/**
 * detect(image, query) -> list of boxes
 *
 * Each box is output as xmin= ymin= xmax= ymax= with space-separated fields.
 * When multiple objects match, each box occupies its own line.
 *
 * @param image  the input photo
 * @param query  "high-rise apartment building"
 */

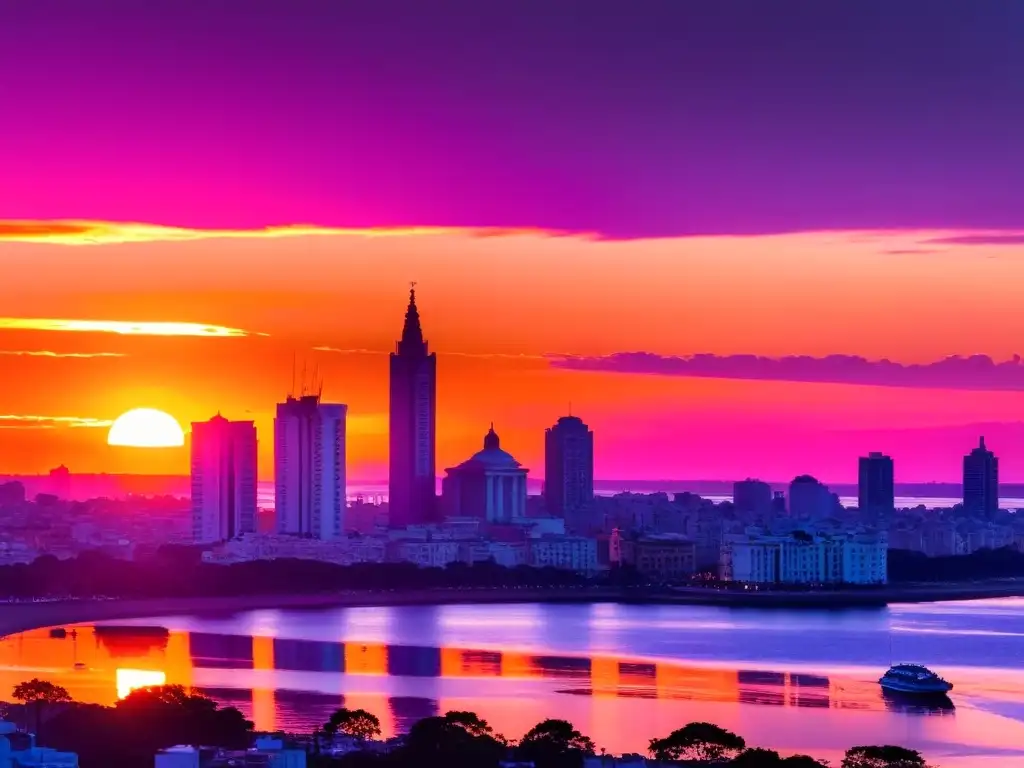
xmin=963 ymin=436 xmax=999 ymax=519
xmin=543 ymin=415 xmax=594 ymax=517
xmin=788 ymin=475 xmax=836 ymax=519
xmin=858 ymin=452 xmax=895 ymax=513
xmin=733 ymin=479 xmax=772 ymax=518
xmin=389 ymin=287 xmax=437 ymax=527
xmin=190 ymin=415 xmax=258 ymax=543
xmin=274 ymin=395 xmax=347 ymax=539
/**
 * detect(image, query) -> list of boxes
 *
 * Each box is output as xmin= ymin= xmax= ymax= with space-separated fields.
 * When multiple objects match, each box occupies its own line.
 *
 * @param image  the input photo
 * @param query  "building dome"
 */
xmin=466 ymin=425 xmax=522 ymax=468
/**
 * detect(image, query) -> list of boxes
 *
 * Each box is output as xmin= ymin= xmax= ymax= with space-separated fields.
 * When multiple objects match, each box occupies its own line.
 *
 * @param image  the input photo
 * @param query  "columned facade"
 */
xmin=441 ymin=426 xmax=528 ymax=523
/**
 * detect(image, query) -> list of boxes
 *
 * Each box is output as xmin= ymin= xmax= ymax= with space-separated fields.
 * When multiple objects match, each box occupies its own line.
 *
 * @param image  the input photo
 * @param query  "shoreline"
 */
xmin=2 ymin=580 xmax=1024 ymax=637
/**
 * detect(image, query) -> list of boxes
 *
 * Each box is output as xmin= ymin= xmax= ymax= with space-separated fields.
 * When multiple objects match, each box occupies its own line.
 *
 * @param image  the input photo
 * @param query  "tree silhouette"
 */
xmin=843 ymin=745 xmax=930 ymax=768
xmin=518 ymin=718 xmax=596 ymax=768
xmin=402 ymin=713 xmax=505 ymax=768
xmin=323 ymin=707 xmax=382 ymax=739
xmin=783 ymin=756 xmax=828 ymax=767
xmin=443 ymin=710 xmax=495 ymax=739
xmin=12 ymin=678 xmax=71 ymax=742
xmin=734 ymin=747 xmax=784 ymax=766
xmin=649 ymin=722 xmax=746 ymax=762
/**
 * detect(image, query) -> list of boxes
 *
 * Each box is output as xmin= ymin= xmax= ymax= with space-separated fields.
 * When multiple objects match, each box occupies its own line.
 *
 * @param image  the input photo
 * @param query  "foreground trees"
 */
xmin=323 ymin=707 xmax=382 ymax=740
xmin=43 ymin=683 xmax=252 ymax=768
xmin=11 ymin=679 xmax=71 ymax=741
xmin=842 ymin=745 xmax=930 ymax=768
xmin=649 ymin=722 xmax=746 ymax=762
xmin=6 ymin=681 xmax=935 ymax=768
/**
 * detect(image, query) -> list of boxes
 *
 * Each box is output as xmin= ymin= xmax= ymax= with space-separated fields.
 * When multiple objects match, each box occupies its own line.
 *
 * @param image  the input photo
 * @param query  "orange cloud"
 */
xmin=0 ymin=318 xmax=258 ymax=338
xmin=0 ymin=219 xmax=566 ymax=246
xmin=0 ymin=414 xmax=112 ymax=429
xmin=0 ymin=350 xmax=126 ymax=358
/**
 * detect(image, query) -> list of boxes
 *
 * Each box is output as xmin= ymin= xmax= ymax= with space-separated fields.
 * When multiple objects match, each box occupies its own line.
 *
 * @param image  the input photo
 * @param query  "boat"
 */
xmin=879 ymin=664 xmax=953 ymax=695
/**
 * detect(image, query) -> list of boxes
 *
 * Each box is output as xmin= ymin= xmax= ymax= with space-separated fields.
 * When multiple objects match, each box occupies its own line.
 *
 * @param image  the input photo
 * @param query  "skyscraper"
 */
xmin=389 ymin=287 xmax=437 ymax=527
xmin=274 ymin=395 xmax=347 ymax=539
xmin=191 ymin=414 xmax=258 ymax=543
xmin=858 ymin=452 xmax=895 ymax=513
xmin=963 ymin=436 xmax=999 ymax=519
xmin=543 ymin=415 xmax=594 ymax=517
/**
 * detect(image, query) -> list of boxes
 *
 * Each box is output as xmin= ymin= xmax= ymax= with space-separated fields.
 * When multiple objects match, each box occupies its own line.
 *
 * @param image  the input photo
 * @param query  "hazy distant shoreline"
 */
xmin=3 ymin=581 xmax=1024 ymax=638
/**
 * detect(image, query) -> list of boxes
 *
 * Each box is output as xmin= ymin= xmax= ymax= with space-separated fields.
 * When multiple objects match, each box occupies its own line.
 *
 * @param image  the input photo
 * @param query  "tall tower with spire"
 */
xmin=389 ymin=285 xmax=437 ymax=527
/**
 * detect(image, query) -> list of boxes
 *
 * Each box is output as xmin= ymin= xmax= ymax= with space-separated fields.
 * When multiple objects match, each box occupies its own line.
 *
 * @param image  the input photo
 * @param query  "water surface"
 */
xmin=3 ymin=600 xmax=1024 ymax=765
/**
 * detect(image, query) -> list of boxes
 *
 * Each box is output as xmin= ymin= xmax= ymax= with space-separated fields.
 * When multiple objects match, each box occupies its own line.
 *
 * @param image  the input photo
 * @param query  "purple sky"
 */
xmin=3 ymin=0 xmax=1024 ymax=237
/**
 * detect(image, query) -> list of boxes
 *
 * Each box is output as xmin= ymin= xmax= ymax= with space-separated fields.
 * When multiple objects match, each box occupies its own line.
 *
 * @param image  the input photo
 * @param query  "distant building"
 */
xmin=441 ymin=426 xmax=528 ymax=522
xmin=529 ymin=535 xmax=600 ymax=573
xmin=274 ymin=395 xmax=346 ymax=539
xmin=190 ymin=415 xmax=257 ymax=544
xmin=0 ymin=481 xmax=26 ymax=507
xmin=963 ymin=436 xmax=999 ymax=519
xmin=543 ymin=415 xmax=594 ymax=517
xmin=612 ymin=530 xmax=697 ymax=581
xmin=389 ymin=287 xmax=437 ymax=527
xmin=788 ymin=475 xmax=836 ymax=519
xmin=733 ymin=479 xmax=772 ymax=517
xmin=721 ymin=530 xmax=887 ymax=585
xmin=858 ymin=452 xmax=895 ymax=514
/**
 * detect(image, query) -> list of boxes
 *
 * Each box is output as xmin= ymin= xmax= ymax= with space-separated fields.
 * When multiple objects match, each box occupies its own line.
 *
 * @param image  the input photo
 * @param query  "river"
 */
xmin=2 ymin=600 xmax=1023 ymax=765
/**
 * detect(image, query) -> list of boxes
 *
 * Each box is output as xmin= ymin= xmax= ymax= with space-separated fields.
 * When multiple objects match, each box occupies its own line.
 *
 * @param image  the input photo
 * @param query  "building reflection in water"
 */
xmin=0 ymin=623 xmax=955 ymax=735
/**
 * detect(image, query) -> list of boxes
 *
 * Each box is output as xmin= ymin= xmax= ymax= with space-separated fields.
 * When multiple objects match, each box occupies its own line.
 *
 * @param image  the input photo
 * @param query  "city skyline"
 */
xmin=4 ymin=3 xmax=1024 ymax=482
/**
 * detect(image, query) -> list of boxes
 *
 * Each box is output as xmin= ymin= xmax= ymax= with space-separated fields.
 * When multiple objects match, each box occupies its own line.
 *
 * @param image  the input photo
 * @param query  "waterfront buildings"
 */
xmin=440 ymin=426 xmax=528 ymax=522
xmin=190 ymin=415 xmax=257 ymax=544
xmin=610 ymin=530 xmax=698 ymax=581
xmin=389 ymin=287 xmax=437 ymax=527
xmin=858 ymin=452 xmax=895 ymax=514
xmin=788 ymin=475 xmax=837 ymax=519
xmin=274 ymin=395 xmax=347 ymax=539
xmin=720 ymin=530 xmax=887 ymax=585
xmin=733 ymin=479 xmax=772 ymax=518
xmin=963 ymin=436 xmax=999 ymax=519
xmin=543 ymin=415 xmax=594 ymax=517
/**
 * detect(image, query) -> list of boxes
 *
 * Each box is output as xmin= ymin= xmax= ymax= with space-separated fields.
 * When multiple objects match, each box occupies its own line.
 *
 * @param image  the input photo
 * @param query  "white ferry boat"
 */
xmin=879 ymin=664 xmax=953 ymax=695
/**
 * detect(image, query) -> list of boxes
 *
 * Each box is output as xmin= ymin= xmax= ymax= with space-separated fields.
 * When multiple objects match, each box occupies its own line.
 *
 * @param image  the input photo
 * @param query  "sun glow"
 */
xmin=107 ymin=408 xmax=185 ymax=448
xmin=115 ymin=668 xmax=167 ymax=699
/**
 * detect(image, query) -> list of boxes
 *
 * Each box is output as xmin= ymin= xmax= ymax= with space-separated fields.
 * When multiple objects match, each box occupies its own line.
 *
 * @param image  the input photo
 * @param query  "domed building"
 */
xmin=441 ymin=425 xmax=528 ymax=522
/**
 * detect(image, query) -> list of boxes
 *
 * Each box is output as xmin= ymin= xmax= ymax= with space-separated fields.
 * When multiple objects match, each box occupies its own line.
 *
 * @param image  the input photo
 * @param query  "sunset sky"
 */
xmin=2 ymin=1 xmax=1024 ymax=483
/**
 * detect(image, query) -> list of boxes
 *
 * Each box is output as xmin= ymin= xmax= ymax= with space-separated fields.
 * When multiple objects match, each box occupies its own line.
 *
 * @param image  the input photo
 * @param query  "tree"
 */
xmin=649 ymin=722 xmax=746 ymax=762
xmin=444 ymin=710 xmax=495 ymax=739
xmin=323 ymin=707 xmax=382 ymax=740
xmin=12 ymin=678 xmax=72 ymax=741
xmin=782 ymin=756 xmax=828 ymax=767
xmin=518 ymin=719 xmax=596 ymax=768
xmin=402 ymin=714 xmax=505 ymax=768
xmin=734 ymin=748 xmax=783 ymax=766
xmin=842 ymin=745 xmax=930 ymax=768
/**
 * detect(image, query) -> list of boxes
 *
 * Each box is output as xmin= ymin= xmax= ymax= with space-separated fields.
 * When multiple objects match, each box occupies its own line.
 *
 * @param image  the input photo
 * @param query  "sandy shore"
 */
xmin=2 ymin=581 xmax=1023 ymax=637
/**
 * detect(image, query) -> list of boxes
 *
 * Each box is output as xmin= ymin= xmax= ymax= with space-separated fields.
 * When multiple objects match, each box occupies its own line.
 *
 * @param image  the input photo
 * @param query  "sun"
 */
xmin=107 ymin=408 xmax=185 ymax=448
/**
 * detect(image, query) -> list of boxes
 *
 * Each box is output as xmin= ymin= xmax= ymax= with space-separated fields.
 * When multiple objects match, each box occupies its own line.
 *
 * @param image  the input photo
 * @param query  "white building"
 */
xmin=440 ymin=426 xmax=528 ymax=522
xmin=274 ymin=395 xmax=347 ymax=540
xmin=529 ymin=536 xmax=600 ymax=573
xmin=721 ymin=530 xmax=887 ymax=585
xmin=190 ymin=415 xmax=258 ymax=544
